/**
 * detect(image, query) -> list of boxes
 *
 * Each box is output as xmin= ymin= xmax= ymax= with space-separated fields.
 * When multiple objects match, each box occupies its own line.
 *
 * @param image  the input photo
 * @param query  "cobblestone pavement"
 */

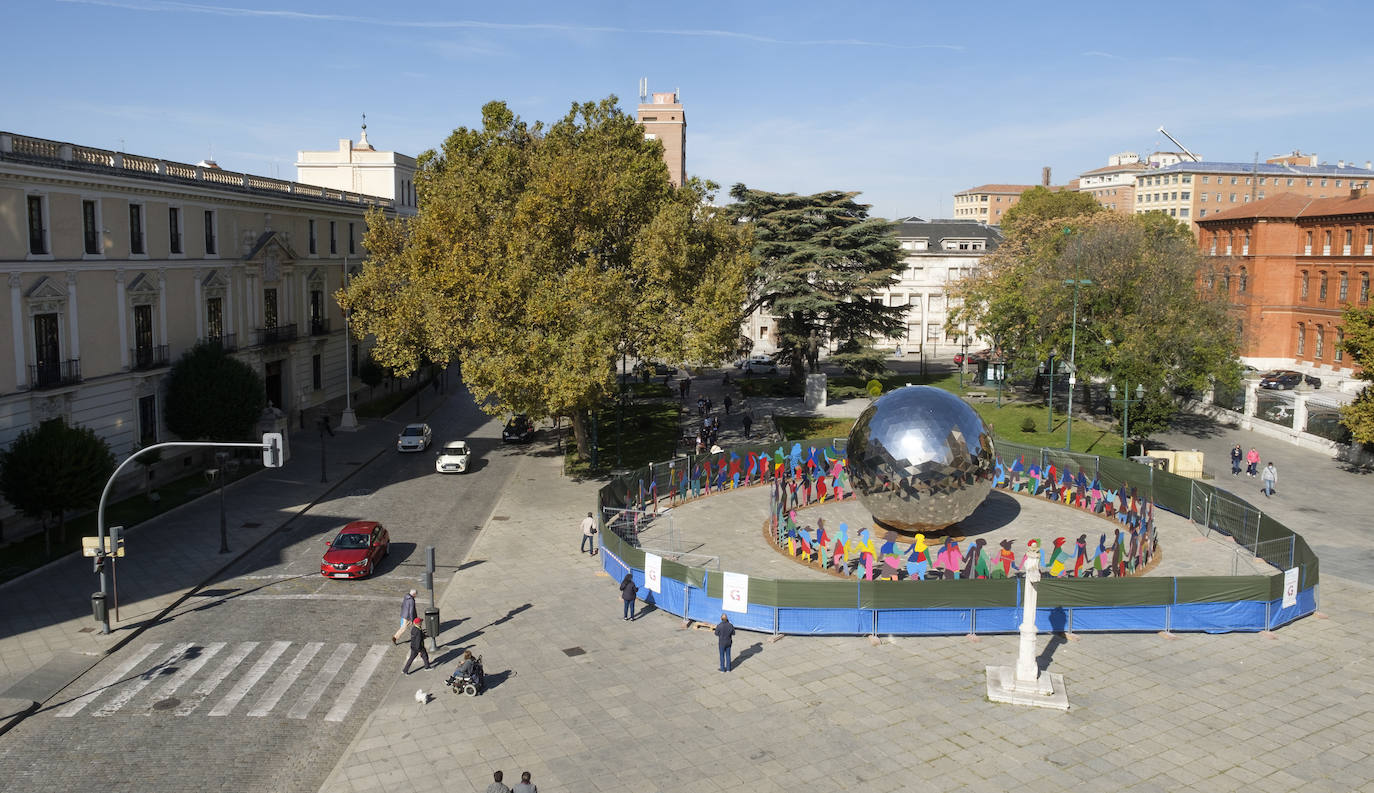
xmin=317 ymin=369 xmax=1374 ymax=793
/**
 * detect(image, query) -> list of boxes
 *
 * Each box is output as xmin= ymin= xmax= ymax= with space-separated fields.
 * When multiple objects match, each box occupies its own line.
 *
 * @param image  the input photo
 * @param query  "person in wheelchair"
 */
xmin=445 ymin=650 xmax=485 ymax=695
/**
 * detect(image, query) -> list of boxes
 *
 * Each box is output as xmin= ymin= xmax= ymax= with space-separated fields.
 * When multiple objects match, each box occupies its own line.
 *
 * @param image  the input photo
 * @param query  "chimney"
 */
xmin=1041 ymin=166 xmax=1051 ymax=186
xmin=1366 ymin=161 xmax=1371 ymax=169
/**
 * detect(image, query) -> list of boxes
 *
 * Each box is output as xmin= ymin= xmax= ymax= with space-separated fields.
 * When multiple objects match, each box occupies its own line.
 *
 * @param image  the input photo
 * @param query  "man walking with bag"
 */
xmin=392 ymin=589 xmax=418 ymax=645
xmin=580 ymin=512 xmax=598 ymax=555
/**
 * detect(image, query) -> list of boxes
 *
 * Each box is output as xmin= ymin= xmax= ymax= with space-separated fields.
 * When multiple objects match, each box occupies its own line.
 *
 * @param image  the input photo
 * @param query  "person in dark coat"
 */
xmin=401 ymin=617 xmax=431 ymax=674
xmin=619 ymin=573 xmax=638 ymax=621
xmin=741 ymin=411 xmax=753 ymax=438
xmin=714 ymin=613 xmax=735 ymax=672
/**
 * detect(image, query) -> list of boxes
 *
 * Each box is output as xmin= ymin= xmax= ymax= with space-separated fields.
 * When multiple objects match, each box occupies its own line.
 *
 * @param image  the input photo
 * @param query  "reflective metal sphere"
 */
xmin=846 ymin=385 xmax=997 ymax=532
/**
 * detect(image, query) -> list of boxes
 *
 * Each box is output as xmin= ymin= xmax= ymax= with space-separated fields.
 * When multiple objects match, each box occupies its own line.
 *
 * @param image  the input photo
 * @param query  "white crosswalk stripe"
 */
xmin=54 ymin=640 xmax=391 ymax=721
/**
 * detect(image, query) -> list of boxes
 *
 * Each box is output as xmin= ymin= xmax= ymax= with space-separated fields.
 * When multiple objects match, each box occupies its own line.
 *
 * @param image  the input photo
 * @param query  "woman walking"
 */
xmin=1246 ymin=447 xmax=1260 ymax=478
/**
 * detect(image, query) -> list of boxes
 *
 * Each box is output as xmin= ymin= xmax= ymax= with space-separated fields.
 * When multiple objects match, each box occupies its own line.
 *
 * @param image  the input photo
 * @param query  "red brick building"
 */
xmin=1197 ymin=190 xmax=1373 ymax=384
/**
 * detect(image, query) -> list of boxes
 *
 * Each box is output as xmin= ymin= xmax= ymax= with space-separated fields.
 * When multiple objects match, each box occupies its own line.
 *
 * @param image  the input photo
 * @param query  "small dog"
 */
xmin=414 ymin=689 xmax=430 ymax=705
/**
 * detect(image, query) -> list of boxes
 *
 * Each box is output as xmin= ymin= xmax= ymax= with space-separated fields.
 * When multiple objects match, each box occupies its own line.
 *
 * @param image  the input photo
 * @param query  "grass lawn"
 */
xmin=773 ymin=416 xmax=855 ymax=442
xmin=564 ymin=400 xmax=682 ymax=477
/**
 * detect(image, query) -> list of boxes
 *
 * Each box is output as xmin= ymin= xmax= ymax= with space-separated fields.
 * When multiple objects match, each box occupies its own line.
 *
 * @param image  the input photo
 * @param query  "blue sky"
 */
xmin=9 ymin=0 xmax=1374 ymax=219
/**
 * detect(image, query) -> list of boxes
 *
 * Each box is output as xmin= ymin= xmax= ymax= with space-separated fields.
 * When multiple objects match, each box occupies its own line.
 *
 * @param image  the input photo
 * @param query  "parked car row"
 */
xmin=1258 ymin=370 xmax=1322 ymax=390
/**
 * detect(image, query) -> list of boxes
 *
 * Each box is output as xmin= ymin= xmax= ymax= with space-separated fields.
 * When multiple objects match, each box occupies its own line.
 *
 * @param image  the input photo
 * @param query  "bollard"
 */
xmin=91 ymin=592 xmax=108 ymax=624
xmin=424 ymin=606 xmax=440 ymax=652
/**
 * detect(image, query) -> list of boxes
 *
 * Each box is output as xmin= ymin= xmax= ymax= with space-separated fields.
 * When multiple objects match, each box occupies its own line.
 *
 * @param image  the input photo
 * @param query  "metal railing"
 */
xmin=254 ymin=324 xmax=297 ymax=346
xmin=310 ymin=318 xmax=331 ymax=336
xmin=201 ymin=333 xmax=237 ymax=352
xmin=130 ymin=344 xmax=170 ymax=370
xmin=29 ymin=359 xmax=81 ymax=389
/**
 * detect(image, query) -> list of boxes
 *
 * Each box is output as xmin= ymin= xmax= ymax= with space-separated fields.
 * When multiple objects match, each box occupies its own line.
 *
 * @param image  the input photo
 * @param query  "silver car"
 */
xmin=434 ymin=440 xmax=471 ymax=473
xmin=396 ymin=422 xmax=432 ymax=452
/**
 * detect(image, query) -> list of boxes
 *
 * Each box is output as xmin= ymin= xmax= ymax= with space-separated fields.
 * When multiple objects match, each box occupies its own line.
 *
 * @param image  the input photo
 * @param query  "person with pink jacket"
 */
xmin=1246 ymin=447 xmax=1261 ymax=477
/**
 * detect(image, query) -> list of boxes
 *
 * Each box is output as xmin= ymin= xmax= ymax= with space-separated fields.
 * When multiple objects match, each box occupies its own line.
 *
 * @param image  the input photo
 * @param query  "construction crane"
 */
xmin=1156 ymin=126 xmax=1201 ymax=162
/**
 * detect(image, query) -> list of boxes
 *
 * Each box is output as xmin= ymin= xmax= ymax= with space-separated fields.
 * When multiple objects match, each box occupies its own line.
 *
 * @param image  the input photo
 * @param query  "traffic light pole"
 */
xmin=93 ymin=437 xmax=279 ymax=634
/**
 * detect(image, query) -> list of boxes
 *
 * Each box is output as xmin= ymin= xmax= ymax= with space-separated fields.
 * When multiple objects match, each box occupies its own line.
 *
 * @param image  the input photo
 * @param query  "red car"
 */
xmin=320 ymin=521 xmax=390 ymax=579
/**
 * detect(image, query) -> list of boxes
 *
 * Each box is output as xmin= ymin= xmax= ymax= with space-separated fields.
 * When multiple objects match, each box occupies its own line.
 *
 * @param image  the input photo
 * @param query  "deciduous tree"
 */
xmin=164 ymin=342 xmax=266 ymax=440
xmin=0 ymin=419 xmax=115 ymax=557
xmin=1337 ymin=304 xmax=1374 ymax=445
xmin=342 ymin=98 xmax=751 ymax=461
xmin=727 ymin=186 xmax=905 ymax=383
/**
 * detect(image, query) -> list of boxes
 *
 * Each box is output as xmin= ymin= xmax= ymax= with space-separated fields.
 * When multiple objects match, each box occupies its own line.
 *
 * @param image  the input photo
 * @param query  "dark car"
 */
xmin=502 ymin=414 xmax=535 ymax=443
xmin=1259 ymin=370 xmax=1321 ymax=390
xmin=320 ymin=521 xmax=390 ymax=579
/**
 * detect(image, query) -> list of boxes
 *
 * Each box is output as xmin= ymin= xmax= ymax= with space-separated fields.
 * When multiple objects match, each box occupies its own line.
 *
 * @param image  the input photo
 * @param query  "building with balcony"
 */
xmin=0 ymin=129 xmax=403 ymax=529
xmin=1196 ymin=189 xmax=1372 ymax=388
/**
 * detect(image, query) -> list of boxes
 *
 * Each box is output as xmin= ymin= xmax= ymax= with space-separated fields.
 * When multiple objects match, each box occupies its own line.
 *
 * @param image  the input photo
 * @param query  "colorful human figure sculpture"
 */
xmin=995 ymin=539 xmax=1019 ymax=578
xmin=908 ymin=534 xmax=930 ymax=580
xmin=1072 ymin=534 xmax=1088 ymax=577
xmin=1047 ymin=537 xmax=1067 ymax=578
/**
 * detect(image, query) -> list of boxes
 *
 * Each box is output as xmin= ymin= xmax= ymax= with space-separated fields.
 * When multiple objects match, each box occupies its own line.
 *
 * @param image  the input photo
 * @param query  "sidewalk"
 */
xmin=0 ymin=386 xmax=445 ymax=730
xmin=321 ymin=396 xmax=1374 ymax=793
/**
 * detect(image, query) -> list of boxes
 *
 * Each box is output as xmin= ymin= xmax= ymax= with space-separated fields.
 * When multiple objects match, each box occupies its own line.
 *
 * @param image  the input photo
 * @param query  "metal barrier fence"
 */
xmin=595 ymin=438 xmax=1319 ymax=635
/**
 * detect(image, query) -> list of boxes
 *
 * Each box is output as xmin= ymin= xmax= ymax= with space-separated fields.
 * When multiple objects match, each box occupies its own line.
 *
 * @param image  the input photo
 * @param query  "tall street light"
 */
xmin=1063 ymin=276 xmax=1092 ymax=450
xmin=340 ymin=261 xmax=358 ymax=430
xmin=1110 ymin=383 xmax=1145 ymax=458
xmin=1039 ymin=353 xmax=1058 ymax=433
xmin=207 ymin=451 xmax=230 ymax=553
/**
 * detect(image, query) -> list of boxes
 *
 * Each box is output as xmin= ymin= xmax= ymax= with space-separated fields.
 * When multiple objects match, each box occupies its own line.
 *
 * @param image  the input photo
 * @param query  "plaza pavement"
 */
xmin=319 ymin=371 xmax=1374 ymax=793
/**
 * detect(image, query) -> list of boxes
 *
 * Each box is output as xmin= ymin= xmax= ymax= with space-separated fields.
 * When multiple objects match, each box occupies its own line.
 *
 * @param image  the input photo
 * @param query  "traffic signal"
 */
xmin=262 ymin=432 xmax=283 ymax=468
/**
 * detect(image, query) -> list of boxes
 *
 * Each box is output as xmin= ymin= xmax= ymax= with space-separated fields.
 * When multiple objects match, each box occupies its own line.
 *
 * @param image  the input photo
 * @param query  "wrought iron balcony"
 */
xmin=29 ymin=359 xmax=81 ymax=390
xmin=254 ymin=323 xmax=297 ymax=346
xmin=310 ymin=317 xmax=331 ymax=336
xmin=130 ymin=344 xmax=170 ymax=370
xmin=201 ymin=333 xmax=238 ymax=352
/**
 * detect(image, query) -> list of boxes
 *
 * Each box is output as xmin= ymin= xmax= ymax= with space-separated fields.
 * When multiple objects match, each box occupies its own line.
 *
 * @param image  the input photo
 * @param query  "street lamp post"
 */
xmin=1109 ymin=383 xmax=1145 ymax=458
xmin=340 ymin=261 xmax=357 ymax=430
xmin=1063 ymin=277 xmax=1091 ymax=450
xmin=1039 ymin=354 xmax=1057 ymax=433
xmin=207 ymin=451 xmax=230 ymax=554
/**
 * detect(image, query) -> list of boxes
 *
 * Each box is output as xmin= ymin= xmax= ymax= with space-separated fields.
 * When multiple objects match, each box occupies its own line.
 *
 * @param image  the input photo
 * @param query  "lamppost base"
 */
xmin=339 ymin=408 xmax=358 ymax=431
xmin=985 ymin=665 xmax=1069 ymax=710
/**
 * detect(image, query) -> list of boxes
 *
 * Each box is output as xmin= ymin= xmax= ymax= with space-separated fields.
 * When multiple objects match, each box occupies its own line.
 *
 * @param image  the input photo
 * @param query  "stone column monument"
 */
xmin=986 ymin=539 xmax=1069 ymax=709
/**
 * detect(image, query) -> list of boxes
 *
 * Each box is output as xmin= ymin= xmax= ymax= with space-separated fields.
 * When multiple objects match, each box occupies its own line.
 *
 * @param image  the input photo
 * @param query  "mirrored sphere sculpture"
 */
xmin=846 ymin=385 xmax=997 ymax=532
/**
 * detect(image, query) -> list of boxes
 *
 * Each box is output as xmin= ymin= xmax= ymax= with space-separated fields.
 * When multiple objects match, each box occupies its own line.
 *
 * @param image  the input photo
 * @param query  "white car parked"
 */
xmin=434 ymin=440 xmax=472 ymax=473
xmin=396 ymin=422 xmax=432 ymax=452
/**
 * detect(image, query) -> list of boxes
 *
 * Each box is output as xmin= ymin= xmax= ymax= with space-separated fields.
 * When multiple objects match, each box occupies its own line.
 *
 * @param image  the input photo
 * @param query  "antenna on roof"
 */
xmin=638 ymin=77 xmax=647 ymax=103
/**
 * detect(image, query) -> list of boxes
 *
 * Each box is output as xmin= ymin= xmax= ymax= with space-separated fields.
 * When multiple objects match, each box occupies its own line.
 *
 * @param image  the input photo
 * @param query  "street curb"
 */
xmin=0 ymin=697 xmax=37 ymax=738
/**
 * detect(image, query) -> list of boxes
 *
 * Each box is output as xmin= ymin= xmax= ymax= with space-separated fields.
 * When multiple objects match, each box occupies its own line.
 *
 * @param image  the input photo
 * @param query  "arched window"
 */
xmin=1301 ymin=271 xmax=1309 ymax=299
xmin=1205 ymin=269 xmax=1215 ymax=290
xmin=1226 ymin=233 xmax=1234 ymax=255
xmin=1297 ymin=323 xmax=1306 ymax=356
xmin=1336 ymin=328 xmax=1345 ymax=363
xmin=1209 ymin=234 xmax=1218 ymax=255
xmin=1362 ymin=272 xmax=1370 ymax=303
xmin=1243 ymin=231 xmax=1251 ymax=255
xmin=1316 ymin=326 xmax=1325 ymax=358
xmin=1238 ymin=266 xmax=1248 ymax=293
xmin=1221 ymin=268 xmax=1231 ymax=293
xmin=1340 ymin=272 xmax=1349 ymax=301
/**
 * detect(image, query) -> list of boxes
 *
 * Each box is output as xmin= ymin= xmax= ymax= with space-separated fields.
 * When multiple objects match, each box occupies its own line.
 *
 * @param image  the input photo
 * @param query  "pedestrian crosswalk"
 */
xmin=54 ymin=641 xmax=390 ymax=720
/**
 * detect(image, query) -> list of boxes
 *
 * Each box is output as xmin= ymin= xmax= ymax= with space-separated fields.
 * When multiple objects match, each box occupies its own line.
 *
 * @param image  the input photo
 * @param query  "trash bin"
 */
xmin=91 ymin=592 xmax=107 ymax=623
xmin=423 ymin=606 xmax=440 ymax=649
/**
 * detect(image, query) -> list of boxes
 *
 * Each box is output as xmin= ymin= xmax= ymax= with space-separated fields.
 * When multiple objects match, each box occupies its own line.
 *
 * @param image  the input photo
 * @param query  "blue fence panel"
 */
xmin=601 ymin=550 xmax=629 ymax=582
xmin=777 ymin=608 xmax=867 ymax=635
xmin=642 ymin=577 xmax=688 ymax=616
xmin=1268 ymin=588 xmax=1318 ymax=629
xmin=973 ymin=608 xmax=1022 ymax=633
xmin=876 ymin=608 xmax=972 ymax=635
xmin=1170 ymin=601 xmax=1267 ymax=632
xmin=1066 ymin=605 xmax=1167 ymax=632
xmin=685 ymin=587 xmax=717 ymax=623
xmin=683 ymin=596 xmax=773 ymax=632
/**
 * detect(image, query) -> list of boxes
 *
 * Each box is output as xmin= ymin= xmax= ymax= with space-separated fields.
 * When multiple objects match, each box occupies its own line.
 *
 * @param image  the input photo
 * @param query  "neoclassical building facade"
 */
xmin=0 ymin=129 xmax=409 ymax=529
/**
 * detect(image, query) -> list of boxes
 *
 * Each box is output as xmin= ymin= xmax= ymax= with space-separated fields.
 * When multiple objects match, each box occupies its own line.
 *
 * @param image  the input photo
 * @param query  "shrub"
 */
xmin=866 ymin=379 xmax=883 ymax=397
xmin=1020 ymin=417 xmax=1037 ymax=433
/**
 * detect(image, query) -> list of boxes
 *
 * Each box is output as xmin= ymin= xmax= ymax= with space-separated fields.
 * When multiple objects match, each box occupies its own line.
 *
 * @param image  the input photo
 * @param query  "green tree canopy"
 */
xmin=1337 ymin=304 xmax=1374 ymax=445
xmin=727 ymin=186 xmax=904 ymax=381
xmin=341 ymin=98 xmax=751 ymax=460
xmin=950 ymin=210 xmax=1239 ymax=439
xmin=164 ymin=342 xmax=266 ymax=440
xmin=999 ymin=186 xmax=1104 ymax=237
xmin=0 ymin=418 xmax=115 ymax=556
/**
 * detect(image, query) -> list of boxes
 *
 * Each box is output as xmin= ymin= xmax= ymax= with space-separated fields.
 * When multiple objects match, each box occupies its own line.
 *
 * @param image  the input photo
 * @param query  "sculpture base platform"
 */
xmin=338 ymin=409 xmax=359 ymax=431
xmin=984 ymin=666 xmax=1069 ymax=711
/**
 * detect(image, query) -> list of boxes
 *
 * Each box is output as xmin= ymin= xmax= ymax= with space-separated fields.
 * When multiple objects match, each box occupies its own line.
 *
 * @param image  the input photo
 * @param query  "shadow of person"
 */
xmin=482 ymin=669 xmax=514 ymax=691
xmin=733 ymin=642 xmax=764 ymax=669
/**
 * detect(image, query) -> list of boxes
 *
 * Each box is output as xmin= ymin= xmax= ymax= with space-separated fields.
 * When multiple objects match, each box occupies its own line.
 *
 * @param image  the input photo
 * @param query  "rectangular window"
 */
xmin=1181 ymin=191 xmax=1190 ymax=200
xmin=926 ymin=324 xmax=940 ymax=342
xmin=1288 ymin=179 xmax=1295 ymax=186
xmin=1230 ymin=194 xmax=1237 ymax=202
xmin=1336 ymin=330 xmax=1345 ymax=362
xmin=263 ymin=288 xmax=279 ymax=328
xmin=329 ymin=221 xmax=337 ymax=255
xmin=1367 ymin=229 xmax=1374 ymax=255
xmin=1302 ymin=272 xmax=1310 ymax=299
xmin=1231 ymin=177 xmax=1238 ymax=185
xmin=83 ymin=200 xmax=100 ymax=255
xmin=1345 ymin=229 xmax=1353 ymax=255
xmin=33 ymin=312 xmax=60 ymax=386
xmin=1203 ymin=176 xmax=1210 ymax=184
xmin=138 ymin=394 xmax=157 ymax=447
xmin=27 ymin=195 xmax=47 ymax=254
xmin=348 ymin=222 xmax=356 ymax=255
xmin=1306 ymin=232 xmax=1313 ymax=255
xmin=1258 ymin=191 xmax=1265 ymax=200
xmin=1316 ymin=327 xmax=1324 ymax=358
xmin=1200 ymin=193 xmax=1207 ymax=202
xmin=308 ymin=220 xmax=317 ymax=255
xmin=312 ymin=353 xmax=322 ymax=390
xmin=133 ymin=304 xmax=154 ymax=367
xmin=204 ymin=210 xmax=217 ymax=254
xmin=1297 ymin=324 xmax=1306 ymax=355
xmin=1324 ymin=230 xmax=1332 ymax=255
xmin=206 ymin=296 xmax=223 ymax=340
xmin=129 ymin=203 xmax=145 ymax=255
xmin=1363 ymin=273 xmax=1370 ymax=302
xmin=169 ymin=207 xmax=182 ymax=254
xmin=1180 ymin=207 xmax=1190 ymax=218
xmin=1340 ymin=272 xmax=1349 ymax=301
xmin=1199 ymin=209 xmax=1207 ymax=217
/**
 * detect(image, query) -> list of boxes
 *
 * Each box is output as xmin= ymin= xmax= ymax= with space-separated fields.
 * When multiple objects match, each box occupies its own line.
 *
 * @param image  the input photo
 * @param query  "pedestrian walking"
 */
xmin=683 ymin=376 xmax=691 ymax=396
xmin=723 ymin=395 xmax=733 ymax=415
xmin=1262 ymin=462 xmax=1277 ymax=497
xmin=1230 ymin=444 xmax=1242 ymax=476
xmin=620 ymin=573 xmax=638 ymax=621
xmin=1246 ymin=447 xmax=1260 ymax=477
xmin=714 ymin=613 xmax=735 ymax=672
xmin=392 ymin=589 xmax=418 ymax=645
xmin=486 ymin=771 xmax=512 ymax=793
xmin=580 ymin=511 xmax=598 ymax=555
xmin=401 ymin=617 xmax=431 ymax=673
xmin=512 ymin=771 xmax=538 ymax=793
xmin=742 ymin=411 xmax=753 ymax=438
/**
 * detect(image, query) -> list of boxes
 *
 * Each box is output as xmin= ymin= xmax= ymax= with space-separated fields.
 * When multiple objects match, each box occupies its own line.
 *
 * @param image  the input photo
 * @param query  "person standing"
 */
xmin=723 ymin=395 xmax=733 ymax=415
xmin=1246 ymin=447 xmax=1260 ymax=477
xmin=392 ymin=589 xmax=418 ymax=645
xmin=401 ymin=617 xmax=431 ymax=674
xmin=714 ymin=613 xmax=735 ymax=672
xmin=486 ymin=771 xmax=511 ymax=793
xmin=511 ymin=771 xmax=538 ymax=793
xmin=619 ymin=573 xmax=638 ymax=621
xmin=1230 ymin=444 xmax=1243 ymax=477
xmin=741 ymin=411 xmax=753 ymax=439
xmin=1262 ymin=462 xmax=1277 ymax=497
xmin=580 ymin=512 xmax=598 ymax=555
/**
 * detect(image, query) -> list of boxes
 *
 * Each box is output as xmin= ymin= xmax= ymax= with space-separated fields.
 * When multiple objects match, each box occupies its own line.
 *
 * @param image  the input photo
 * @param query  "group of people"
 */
xmin=390 ymin=589 xmax=486 ymax=687
xmin=1230 ymin=444 xmax=1279 ymax=497
xmin=486 ymin=770 xmax=538 ymax=793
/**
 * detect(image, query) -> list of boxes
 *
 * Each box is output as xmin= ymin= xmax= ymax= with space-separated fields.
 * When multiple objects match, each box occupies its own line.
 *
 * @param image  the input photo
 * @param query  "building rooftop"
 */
xmin=1147 ymin=160 xmax=1374 ymax=178
xmin=1198 ymin=190 xmax=1374 ymax=223
xmin=894 ymin=217 xmax=1003 ymax=248
xmin=955 ymin=183 xmax=1073 ymax=195
xmin=1 ymin=130 xmax=394 ymax=211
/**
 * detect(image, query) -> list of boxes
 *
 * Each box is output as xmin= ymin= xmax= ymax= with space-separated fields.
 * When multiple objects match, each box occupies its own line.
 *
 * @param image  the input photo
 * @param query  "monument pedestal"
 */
xmin=985 ymin=665 xmax=1068 ymax=710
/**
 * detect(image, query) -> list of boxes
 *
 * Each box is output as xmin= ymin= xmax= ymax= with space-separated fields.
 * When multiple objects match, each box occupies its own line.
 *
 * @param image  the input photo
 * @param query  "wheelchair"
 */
xmin=444 ymin=655 xmax=485 ymax=697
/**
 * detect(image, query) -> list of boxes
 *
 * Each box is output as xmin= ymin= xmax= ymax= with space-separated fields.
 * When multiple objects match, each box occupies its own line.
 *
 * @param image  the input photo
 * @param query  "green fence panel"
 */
xmin=747 ymin=577 xmax=780 ymax=607
xmin=1175 ymin=576 xmax=1270 ymax=603
xmin=863 ymin=578 xmax=1016 ymax=608
xmin=1036 ymin=577 xmax=1174 ymax=607
xmin=660 ymin=559 xmax=705 ymax=588
xmin=775 ymin=579 xmax=860 ymax=608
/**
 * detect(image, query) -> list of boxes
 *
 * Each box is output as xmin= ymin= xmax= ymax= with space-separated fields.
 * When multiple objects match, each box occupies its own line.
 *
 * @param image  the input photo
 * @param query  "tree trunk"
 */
xmin=570 ymin=410 xmax=590 ymax=462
